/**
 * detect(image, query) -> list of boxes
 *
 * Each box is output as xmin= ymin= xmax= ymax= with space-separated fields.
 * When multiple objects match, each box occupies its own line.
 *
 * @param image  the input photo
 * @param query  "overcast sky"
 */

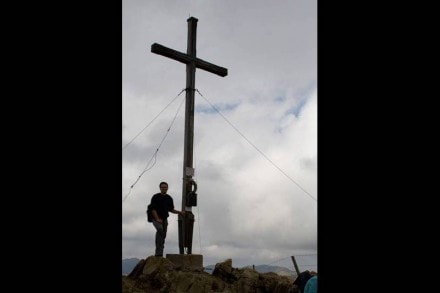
xmin=122 ymin=0 xmax=317 ymax=270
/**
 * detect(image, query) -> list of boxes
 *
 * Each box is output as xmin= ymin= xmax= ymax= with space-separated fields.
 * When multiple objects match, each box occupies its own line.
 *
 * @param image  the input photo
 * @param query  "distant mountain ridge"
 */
xmin=122 ymin=258 xmax=141 ymax=276
xmin=122 ymin=258 xmax=295 ymax=277
xmin=244 ymin=264 xmax=295 ymax=276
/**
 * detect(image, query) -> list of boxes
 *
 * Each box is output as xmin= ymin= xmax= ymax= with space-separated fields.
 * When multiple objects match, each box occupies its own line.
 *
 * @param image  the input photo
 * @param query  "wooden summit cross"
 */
xmin=151 ymin=17 xmax=228 ymax=254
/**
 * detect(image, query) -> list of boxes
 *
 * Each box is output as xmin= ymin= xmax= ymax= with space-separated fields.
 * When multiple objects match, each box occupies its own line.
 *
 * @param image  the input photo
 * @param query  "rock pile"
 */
xmin=122 ymin=256 xmax=297 ymax=293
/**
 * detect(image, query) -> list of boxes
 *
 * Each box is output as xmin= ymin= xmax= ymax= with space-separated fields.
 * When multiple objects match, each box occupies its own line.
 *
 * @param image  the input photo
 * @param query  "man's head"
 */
xmin=159 ymin=182 xmax=168 ymax=194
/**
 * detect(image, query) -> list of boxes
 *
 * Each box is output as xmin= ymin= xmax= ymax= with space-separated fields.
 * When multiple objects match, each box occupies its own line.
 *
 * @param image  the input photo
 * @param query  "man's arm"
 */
xmin=151 ymin=209 xmax=162 ymax=222
xmin=171 ymin=209 xmax=185 ymax=216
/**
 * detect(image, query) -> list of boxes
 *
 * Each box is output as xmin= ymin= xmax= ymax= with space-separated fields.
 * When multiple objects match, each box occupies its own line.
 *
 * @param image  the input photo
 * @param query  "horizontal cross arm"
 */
xmin=195 ymin=57 xmax=228 ymax=77
xmin=151 ymin=43 xmax=228 ymax=77
xmin=151 ymin=43 xmax=192 ymax=65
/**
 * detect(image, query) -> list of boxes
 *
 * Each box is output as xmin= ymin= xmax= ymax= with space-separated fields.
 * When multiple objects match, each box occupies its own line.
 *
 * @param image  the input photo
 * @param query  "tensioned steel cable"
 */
xmin=122 ymin=96 xmax=185 ymax=203
xmin=195 ymin=89 xmax=316 ymax=202
xmin=122 ymin=88 xmax=185 ymax=151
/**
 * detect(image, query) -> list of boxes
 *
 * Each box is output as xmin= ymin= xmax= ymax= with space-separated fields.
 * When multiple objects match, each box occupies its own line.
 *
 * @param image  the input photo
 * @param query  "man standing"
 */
xmin=149 ymin=181 xmax=185 ymax=257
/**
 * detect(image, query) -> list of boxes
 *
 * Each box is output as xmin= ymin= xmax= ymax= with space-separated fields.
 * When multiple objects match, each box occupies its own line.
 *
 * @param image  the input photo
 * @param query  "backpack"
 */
xmin=146 ymin=204 xmax=153 ymax=222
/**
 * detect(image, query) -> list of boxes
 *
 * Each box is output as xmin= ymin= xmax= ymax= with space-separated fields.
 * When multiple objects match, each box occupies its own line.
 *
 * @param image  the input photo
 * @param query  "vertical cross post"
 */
xmin=151 ymin=17 xmax=228 ymax=254
xmin=181 ymin=17 xmax=197 ymax=254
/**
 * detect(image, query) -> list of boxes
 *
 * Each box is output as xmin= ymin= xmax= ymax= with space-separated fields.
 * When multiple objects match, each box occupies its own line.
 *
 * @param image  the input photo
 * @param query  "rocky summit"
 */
xmin=122 ymin=256 xmax=298 ymax=293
